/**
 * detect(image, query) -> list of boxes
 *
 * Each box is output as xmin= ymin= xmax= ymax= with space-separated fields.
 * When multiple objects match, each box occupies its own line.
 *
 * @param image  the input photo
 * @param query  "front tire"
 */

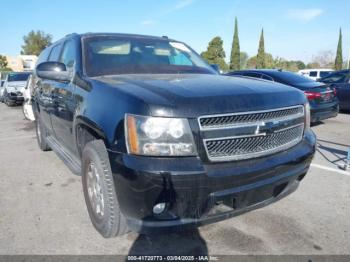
xmin=82 ymin=140 xmax=129 ymax=238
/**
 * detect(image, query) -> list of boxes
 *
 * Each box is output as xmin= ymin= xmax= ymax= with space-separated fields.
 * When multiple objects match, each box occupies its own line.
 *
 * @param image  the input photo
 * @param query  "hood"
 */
xmin=6 ymin=81 xmax=26 ymax=93
xmin=93 ymin=74 xmax=307 ymax=117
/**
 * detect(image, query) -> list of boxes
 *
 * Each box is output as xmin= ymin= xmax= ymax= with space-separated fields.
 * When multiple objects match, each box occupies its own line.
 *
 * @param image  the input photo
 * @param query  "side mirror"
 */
xmin=210 ymin=64 xmax=221 ymax=74
xmin=36 ymin=62 xmax=72 ymax=82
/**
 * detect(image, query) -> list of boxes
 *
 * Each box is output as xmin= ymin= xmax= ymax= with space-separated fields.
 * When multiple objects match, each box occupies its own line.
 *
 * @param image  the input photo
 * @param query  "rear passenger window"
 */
xmin=48 ymin=44 xmax=62 ymax=62
xmin=309 ymin=71 xmax=317 ymax=77
xmin=261 ymin=74 xmax=273 ymax=81
xmin=244 ymin=72 xmax=261 ymax=79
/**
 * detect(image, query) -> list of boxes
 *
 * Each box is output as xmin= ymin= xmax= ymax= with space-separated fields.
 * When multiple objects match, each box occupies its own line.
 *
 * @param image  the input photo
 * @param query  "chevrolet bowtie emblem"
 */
xmin=255 ymin=122 xmax=266 ymax=135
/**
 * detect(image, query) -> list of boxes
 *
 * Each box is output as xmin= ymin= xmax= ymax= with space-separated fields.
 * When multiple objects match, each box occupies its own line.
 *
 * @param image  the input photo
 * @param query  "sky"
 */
xmin=0 ymin=0 xmax=349 ymax=63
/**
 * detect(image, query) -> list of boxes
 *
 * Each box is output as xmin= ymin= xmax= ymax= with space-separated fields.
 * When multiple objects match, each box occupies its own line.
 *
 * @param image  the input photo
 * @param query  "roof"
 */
xmin=74 ymin=32 xmax=176 ymax=42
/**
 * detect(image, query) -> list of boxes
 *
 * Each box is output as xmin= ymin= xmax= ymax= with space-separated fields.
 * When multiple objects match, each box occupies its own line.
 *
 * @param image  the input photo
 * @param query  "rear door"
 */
xmin=50 ymin=38 xmax=78 ymax=155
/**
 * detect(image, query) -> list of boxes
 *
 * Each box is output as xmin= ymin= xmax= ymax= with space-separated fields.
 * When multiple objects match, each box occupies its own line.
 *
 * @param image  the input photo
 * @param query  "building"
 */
xmin=5 ymin=55 xmax=37 ymax=72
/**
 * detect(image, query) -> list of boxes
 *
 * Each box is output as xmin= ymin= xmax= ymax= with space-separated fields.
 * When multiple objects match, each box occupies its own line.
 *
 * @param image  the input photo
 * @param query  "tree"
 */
xmin=256 ymin=29 xmax=266 ymax=69
xmin=264 ymin=53 xmax=274 ymax=68
xmin=240 ymin=52 xmax=249 ymax=69
xmin=334 ymin=28 xmax=343 ymax=70
xmin=247 ymin=53 xmax=273 ymax=69
xmin=21 ymin=30 xmax=52 ymax=56
xmin=294 ymin=60 xmax=306 ymax=70
xmin=306 ymin=62 xmax=321 ymax=69
xmin=246 ymin=56 xmax=257 ymax=69
xmin=229 ymin=17 xmax=240 ymax=70
xmin=274 ymin=58 xmax=306 ymax=72
xmin=0 ymin=55 xmax=8 ymax=69
xmin=201 ymin=36 xmax=228 ymax=71
xmin=311 ymin=50 xmax=334 ymax=68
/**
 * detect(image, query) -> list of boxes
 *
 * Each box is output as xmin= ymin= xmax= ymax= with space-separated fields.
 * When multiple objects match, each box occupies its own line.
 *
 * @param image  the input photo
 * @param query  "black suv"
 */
xmin=33 ymin=33 xmax=316 ymax=238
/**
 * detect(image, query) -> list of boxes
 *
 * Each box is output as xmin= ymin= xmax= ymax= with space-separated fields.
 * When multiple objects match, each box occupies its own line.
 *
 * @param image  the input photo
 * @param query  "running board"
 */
xmin=46 ymin=136 xmax=81 ymax=175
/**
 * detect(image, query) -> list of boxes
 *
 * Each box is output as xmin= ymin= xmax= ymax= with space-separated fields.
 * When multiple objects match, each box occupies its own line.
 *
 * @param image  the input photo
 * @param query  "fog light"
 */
xmin=153 ymin=202 xmax=166 ymax=214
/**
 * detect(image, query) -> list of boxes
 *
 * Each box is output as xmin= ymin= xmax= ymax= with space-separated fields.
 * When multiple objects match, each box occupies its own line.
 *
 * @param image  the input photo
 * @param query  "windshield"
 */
xmin=8 ymin=73 xmax=31 ymax=82
xmin=83 ymin=36 xmax=216 ymax=77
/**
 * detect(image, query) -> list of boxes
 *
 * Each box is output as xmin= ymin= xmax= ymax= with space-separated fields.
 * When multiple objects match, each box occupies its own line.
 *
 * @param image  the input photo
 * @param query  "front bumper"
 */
xmin=108 ymin=130 xmax=316 ymax=234
xmin=310 ymin=102 xmax=338 ymax=122
xmin=7 ymin=93 xmax=24 ymax=103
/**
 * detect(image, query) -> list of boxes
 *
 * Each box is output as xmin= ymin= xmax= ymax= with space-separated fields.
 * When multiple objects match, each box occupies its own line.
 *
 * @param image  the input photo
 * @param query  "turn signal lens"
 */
xmin=126 ymin=115 xmax=139 ymax=154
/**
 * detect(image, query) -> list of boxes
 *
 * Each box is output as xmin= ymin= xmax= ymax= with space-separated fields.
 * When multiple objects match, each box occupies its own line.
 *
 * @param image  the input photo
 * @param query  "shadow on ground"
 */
xmin=317 ymin=139 xmax=349 ymax=167
xmin=127 ymin=229 xmax=208 ymax=257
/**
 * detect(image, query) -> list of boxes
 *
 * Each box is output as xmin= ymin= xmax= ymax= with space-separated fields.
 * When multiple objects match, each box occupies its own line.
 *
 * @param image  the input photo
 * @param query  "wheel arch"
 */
xmin=75 ymin=116 xmax=109 ymax=157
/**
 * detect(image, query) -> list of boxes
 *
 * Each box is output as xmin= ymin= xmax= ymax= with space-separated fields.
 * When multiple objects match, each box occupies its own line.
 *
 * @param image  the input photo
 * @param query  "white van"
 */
xmin=298 ymin=69 xmax=333 ymax=81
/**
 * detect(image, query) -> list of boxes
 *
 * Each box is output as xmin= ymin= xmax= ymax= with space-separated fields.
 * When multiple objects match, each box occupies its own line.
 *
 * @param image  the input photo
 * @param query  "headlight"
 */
xmin=125 ymin=114 xmax=197 ymax=156
xmin=304 ymin=102 xmax=311 ymax=131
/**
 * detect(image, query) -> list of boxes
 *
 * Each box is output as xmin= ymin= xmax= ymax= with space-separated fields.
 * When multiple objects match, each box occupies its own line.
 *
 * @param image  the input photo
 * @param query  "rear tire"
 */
xmin=35 ymin=117 xmax=51 ymax=151
xmin=82 ymin=140 xmax=129 ymax=238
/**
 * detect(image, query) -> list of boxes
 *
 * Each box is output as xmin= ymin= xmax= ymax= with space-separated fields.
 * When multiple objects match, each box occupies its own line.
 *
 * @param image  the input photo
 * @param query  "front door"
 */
xmin=50 ymin=38 xmax=78 ymax=155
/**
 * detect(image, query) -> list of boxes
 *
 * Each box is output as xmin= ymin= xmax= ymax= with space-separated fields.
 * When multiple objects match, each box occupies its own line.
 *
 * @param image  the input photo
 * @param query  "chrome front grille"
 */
xmin=199 ymin=105 xmax=305 ymax=162
xmin=204 ymin=124 xmax=304 ymax=161
xmin=199 ymin=106 xmax=304 ymax=130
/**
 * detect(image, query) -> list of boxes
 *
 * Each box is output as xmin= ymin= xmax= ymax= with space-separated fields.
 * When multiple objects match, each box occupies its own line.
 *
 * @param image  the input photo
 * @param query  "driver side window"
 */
xmin=60 ymin=39 xmax=76 ymax=69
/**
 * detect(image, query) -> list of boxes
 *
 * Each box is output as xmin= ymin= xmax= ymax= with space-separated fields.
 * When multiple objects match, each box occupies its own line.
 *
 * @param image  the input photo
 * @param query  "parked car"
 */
xmin=33 ymin=33 xmax=315 ymax=238
xmin=22 ymin=74 xmax=36 ymax=121
xmin=226 ymin=69 xmax=339 ymax=123
xmin=298 ymin=69 xmax=333 ymax=81
xmin=318 ymin=70 xmax=350 ymax=111
xmin=3 ymin=72 xmax=31 ymax=106
xmin=0 ymin=80 xmax=5 ymax=102
xmin=0 ymin=71 xmax=10 ymax=102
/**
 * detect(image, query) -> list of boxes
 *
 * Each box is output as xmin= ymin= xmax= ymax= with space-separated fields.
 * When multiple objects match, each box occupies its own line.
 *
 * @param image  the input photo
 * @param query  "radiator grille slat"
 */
xmin=199 ymin=106 xmax=304 ymax=129
xmin=205 ymin=125 xmax=304 ymax=161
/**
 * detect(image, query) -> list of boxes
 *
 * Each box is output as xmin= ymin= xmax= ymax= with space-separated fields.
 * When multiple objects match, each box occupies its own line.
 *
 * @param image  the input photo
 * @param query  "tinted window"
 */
xmin=268 ymin=71 xmax=314 ymax=85
xmin=83 ymin=36 xmax=216 ymax=76
xmin=60 ymin=39 xmax=76 ymax=68
xmin=36 ymin=47 xmax=51 ymax=65
xmin=227 ymin=72 xmax=244 ymax=76
xmin=321 ymin=72 xmax=348 ymax=83
xmin=309 ymin=71 xmax=317 ymax=77
xmin=243 ymin=72 xmax=261 ymax=79
xmin=261 ymin=74 xmax=273 ymax=81
xmin=48 ymin=44 xmax=62 ymax=61
xmin=320 ymin=71 xmax=332 ymax=78
xmin=7 ymin=73 xmax=31 ymax=82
